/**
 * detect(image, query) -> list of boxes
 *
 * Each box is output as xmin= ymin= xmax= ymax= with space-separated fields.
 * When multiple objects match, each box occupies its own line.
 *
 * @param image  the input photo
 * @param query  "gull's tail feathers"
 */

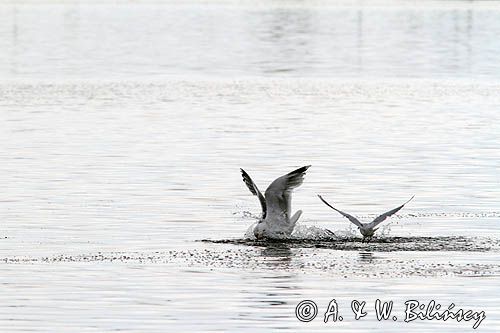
xmin=290 ymin=210 xmax=302 ymax=227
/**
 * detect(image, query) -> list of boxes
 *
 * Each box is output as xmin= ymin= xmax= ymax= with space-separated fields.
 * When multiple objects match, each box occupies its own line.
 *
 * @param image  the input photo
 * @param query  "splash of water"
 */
xmin=243 ymin=222 xmax=258 ymax=240
xmin=331 ymin=228 xmax=358 ymax=239
xmin=232 ymin=208 xmax=260 ymax=221
xmin=243 ymin=223 xmax=336 ymax=240
xmin=377 ymin=222 xmax=393 ymax=237
xmin=357 ymin=211 xmax=500 ymax=220
xmin=291 ymin=224 xmax=336 ymax=239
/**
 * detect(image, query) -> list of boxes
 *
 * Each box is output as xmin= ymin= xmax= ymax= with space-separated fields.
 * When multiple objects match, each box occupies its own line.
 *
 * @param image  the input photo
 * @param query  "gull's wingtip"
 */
xmin=317 ymin=194 xmax=333 ymax=206
xmin=296 ymin=164 xmax=312 ymax=173
xmin=286 ymin=164 xmax=312 ymax=177
xmin=240 ymin=168 xmax=252 ymax=183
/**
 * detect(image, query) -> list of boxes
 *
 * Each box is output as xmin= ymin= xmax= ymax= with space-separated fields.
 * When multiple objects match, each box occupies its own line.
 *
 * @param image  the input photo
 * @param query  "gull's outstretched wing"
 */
xmin=264 ymin=165 xmax=311 ymax=220
xmin=317 ymin=195 xmax=363 ymax=228
xmin=240 ymin=168 xmax=267 ymax=219
xmin=368 ymin=195 xmax=415 ymax=228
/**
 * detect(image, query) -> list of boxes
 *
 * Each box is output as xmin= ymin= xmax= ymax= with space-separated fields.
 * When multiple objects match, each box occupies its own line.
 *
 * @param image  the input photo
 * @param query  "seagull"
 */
xmin=317 ymin=195 xmax=415 ymax=242
xmin=240 ymin=165 xmax=311 ymax=239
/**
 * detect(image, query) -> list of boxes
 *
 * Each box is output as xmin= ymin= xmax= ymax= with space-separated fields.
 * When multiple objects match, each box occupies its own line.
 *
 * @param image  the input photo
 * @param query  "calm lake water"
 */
xmin=1 ymin=1 xmax=500 ymax=332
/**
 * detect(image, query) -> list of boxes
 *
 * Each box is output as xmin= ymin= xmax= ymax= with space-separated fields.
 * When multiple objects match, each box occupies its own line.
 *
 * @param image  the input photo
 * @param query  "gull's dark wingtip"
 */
xmin=290 ymin=164 xmax=311 ymax=175
xmin=405 ymin=195 xmax=416 ymax=205
xmin=317 ymin=194 xmax=333 ymax=206
xmin=240 ymin=168 xmax=251 ymax=184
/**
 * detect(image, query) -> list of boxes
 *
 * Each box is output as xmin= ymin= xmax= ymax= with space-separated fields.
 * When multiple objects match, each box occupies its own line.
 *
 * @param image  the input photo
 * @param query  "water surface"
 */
xmin=1 ymin=1 xmax=499 ymax=332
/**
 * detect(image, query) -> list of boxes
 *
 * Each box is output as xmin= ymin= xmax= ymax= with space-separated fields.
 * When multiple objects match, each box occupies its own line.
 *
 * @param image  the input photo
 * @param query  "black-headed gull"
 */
xmin=317 ymin=195 xmax=414 ymax=242
xmin=240 ymin=165 xmax=311 ymax=239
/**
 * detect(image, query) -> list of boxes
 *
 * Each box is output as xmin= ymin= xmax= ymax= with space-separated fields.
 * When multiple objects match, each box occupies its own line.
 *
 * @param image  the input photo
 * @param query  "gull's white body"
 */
xmin=253 ymin=210 xmax=303 ymax=239
xmin=241 ymin=166 xmax=310 ymax=239
xmin=318 ymin=195 xmax=414 ymax=242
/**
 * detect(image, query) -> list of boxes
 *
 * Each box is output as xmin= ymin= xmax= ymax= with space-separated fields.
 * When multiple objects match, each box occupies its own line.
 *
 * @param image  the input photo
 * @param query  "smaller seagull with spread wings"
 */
xmin=241 ymin=165 xmax=311 ymax=239
xmin=317 ymin=195 xmax=415 ymax=242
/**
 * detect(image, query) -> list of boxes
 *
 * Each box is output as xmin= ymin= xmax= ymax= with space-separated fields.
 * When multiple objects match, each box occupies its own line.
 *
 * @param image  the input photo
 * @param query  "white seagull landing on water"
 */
xmin=240 ymin=165 xmax=311 ymax=239
xmin=317 ymin=195 xmax=415 ymax=242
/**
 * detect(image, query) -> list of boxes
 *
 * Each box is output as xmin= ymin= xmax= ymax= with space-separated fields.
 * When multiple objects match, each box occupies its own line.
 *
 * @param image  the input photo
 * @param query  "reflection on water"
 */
xmin=358 ymin=251 xmax=375 ymax=263
xmin=0 ymin=2 xmax=498 ymax=79
xmin=259 ymin=243 xmax=294 ymax=268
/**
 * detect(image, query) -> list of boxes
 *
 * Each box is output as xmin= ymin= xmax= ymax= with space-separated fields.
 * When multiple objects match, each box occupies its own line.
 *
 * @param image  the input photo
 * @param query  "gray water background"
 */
xmin=1 ymin=1 xmax=500 ymax=332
